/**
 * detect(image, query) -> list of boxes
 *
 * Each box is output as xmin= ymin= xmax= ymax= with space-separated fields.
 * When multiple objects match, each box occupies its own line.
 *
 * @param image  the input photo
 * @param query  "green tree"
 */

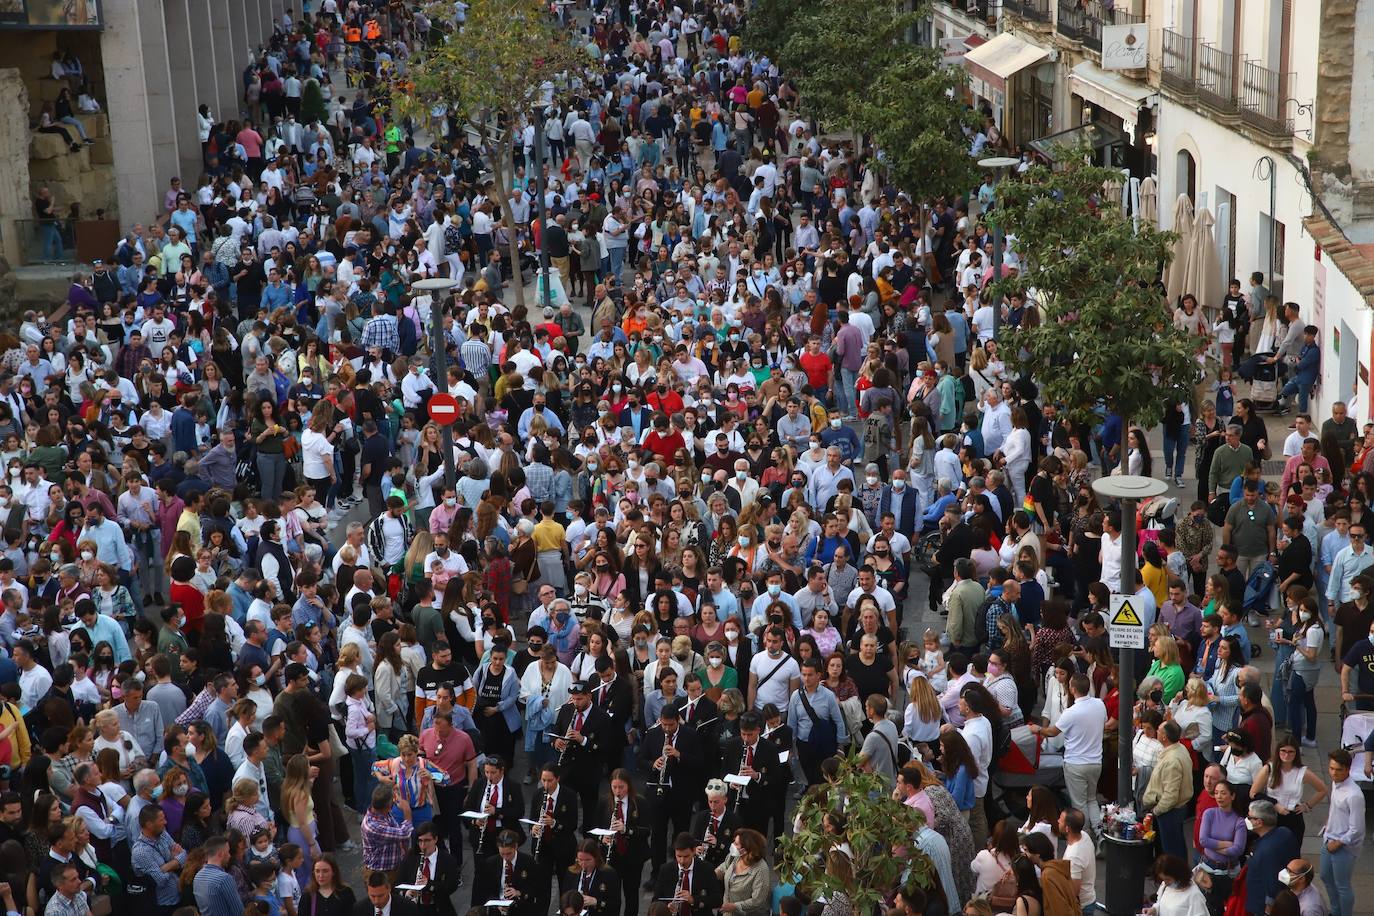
xmin=300 ymin=79 xmax=328 ymax=126
xmin=741 ymin=0 xmax=806 ymax=61
xmin=400 ymin=0 xmax=579 ymax=310
xmin=778 ymin=753 xmax=932 ymax=914
xmin=986 ymin=156 xmax=1197 ymax=431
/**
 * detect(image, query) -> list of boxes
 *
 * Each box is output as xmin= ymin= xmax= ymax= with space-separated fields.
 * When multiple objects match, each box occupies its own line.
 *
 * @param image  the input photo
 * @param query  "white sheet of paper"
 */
xmin=484 ymin=901 xmax=514 ymax=908
xmin=778 ymin=751 xmax=791 ymax=764
xmin=588 ymin=827 xmax=617 ymax=837
xmin=519 ymin=818 xmax=541 ymax=826
xmin=461 ymin=811 xmax=490 ymax=820
xmin=395 ymin=884 xmax=427 ymax=892
xmin=723 ymin=773 xmax=751 ymax=786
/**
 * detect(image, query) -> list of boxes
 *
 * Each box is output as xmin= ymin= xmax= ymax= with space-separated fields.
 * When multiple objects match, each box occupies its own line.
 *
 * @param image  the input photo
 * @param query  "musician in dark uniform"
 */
xmin=527 ymin=762 xmax=580 ymax=913
xmin=471 ymin=829 xmax=539 ymax=916
xmin=463 ymin=755 xmax=525 ymax=859
xmin=650 ymin=832 xmax=722 ymax=916
xmin=638 ymin=703 xmax=704 ymax=877
xmin=674 ymin=674 xmax=720 ymax=772
xmin=760 ymin=703 xmax=795 ymax=843
xmin=590 ymin=654 xmax=634 ymax=772
xmin=594 ymin=768 xmax=651 ymax=916
xmin=551 ymin=680 xmax=606 ymax=830
xmin=558 ymin=839 xmax=621 ymax=916
xmin=717 ymin=711 xmax=780 ymax=834
xmin=688 ymin=779 xmax=740 ymax=870
xmin=395 ymin=823 xmax=461 ymax=916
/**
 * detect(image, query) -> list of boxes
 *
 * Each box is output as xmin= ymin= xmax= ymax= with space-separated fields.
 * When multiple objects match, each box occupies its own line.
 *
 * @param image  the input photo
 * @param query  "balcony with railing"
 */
xmin=1240 ymin=61 xmax=1293 ymax=139
xmin=936 ymin=0 xmax=995 ymax=22
xmin=1055 ymin=2 xmax=1145 ymax=52
xmin=1196 ymin=43 xmax=1238 ymax=114
xmin=1161 ymin=28 xmax=1197 ymax=93
xmin=1005 ymin=0 xmax=1053 ymax=25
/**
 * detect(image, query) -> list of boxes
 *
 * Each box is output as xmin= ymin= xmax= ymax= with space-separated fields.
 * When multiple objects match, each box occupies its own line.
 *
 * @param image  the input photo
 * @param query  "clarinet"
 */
xmin=477 ymin=784 xmax=493 ymax=854
xmin=670 ymin=862 xmax=690 ymax=915
xmin=735 ymin=747 xmax=750 ymax=802
xmin=653 ymin=734 xmax=671 ymax=796
xmin=533 ymin=789 xmax=551 ymax=857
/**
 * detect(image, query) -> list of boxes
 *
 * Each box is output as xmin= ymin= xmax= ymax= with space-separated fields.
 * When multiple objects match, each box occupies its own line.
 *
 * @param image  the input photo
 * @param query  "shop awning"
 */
xmin=1068 ymin=61 xmax=1154 ymax=124
xmin=963 ymin=31 xmax=1050 ymax=92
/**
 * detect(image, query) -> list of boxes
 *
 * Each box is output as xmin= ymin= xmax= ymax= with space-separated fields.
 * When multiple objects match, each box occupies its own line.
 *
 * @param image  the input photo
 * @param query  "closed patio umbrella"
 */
xmin=1139 ymin=176 xmax=1158 ymax=226
xmin=1164 ymin=193 xmax=1194 ymax=306
xmin=1185 ymin=205 xmax=1223 ymax=324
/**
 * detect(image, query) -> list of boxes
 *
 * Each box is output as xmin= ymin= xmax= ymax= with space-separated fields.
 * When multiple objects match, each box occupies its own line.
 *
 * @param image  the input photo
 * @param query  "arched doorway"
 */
xmin=1176 ymin=149 xmax=1196 ymax=203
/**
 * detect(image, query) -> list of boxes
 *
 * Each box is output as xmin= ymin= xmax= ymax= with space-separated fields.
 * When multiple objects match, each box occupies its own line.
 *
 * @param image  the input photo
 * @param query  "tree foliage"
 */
xmin=777 ymin=753 xmax=932 ymax=914
xmin=752 ymin=0 xmax=978 ymax=203
xmin=400 ymin=0 xmax=580 ymax=309
xmin=986 ymin=156 xmax=1197 ymax=430
xmin=301 ymin=79 xmax=328 ymax=126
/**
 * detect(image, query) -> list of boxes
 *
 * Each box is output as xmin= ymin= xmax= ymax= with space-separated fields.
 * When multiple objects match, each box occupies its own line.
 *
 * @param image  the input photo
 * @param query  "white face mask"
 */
xmin=575 ymin=583 xmax=588 ymax=597
xmin=892 ymin=479 xmax=906 ymax=491
xmin=866 ymin=475 xmax=878 ymax=485
xmin=444 ymin=497 xmax=456 ymax=507
xmin=1298 ymin=610 xmax=1312 ymax=621
xmin=725 ymin=631 xmax=739 ymax=642
xmin=830 ymin=418 xmax=841 ymax=428
xmin=81 ymin=551 xmax=94 ymax=561
xmin=709 ymin=657 xmax=722 ymax=668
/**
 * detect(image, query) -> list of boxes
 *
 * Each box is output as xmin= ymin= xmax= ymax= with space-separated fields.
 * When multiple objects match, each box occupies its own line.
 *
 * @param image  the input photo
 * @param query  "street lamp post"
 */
xmin=531 ymin=108 xmax=554 ymax=315
xmin=978 ymin=156 xmax=1018 ymax=342
xmin=412 ymin=276 xmax=458 ymax=490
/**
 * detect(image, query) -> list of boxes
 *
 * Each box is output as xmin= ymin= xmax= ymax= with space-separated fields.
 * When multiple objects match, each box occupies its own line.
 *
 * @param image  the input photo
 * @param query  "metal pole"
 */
xmin=413 ymin=278 xmax=458 ymax=490
xmin=1117 ymin=496 xmax=1138 ymax=807
xmin=532 ymin=108 xmax=553 ymax=314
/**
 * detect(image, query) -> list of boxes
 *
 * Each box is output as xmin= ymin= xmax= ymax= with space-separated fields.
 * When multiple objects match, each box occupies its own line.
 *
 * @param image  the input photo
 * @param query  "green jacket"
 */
xmin=384 ymin=124 xmax=402 ymax=154
xmin=1207 ymin=442 xmax=1254 ymax=494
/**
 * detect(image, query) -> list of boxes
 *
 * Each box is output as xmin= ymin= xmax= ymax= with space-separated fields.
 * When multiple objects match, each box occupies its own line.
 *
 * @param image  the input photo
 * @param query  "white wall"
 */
xmin=1312 ymin=257 xmax=1374 ymax=423
xmin=1156 ymin=102 xmax=1314 ymax=310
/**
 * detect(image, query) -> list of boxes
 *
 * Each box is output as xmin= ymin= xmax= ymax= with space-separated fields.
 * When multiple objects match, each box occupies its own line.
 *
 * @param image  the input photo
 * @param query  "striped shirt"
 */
xmin=461 ymin=338 xmax=493 ymax=376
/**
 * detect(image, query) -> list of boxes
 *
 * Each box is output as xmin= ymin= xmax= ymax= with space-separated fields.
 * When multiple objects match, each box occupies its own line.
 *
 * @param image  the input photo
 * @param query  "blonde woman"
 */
xmin=1169 ymin=676 xmax=1215 ymax=760
xmin=329 ymin=642 xmax=364 ymax=708
xmin=373 ymin=733 xmax=444 ymax=825
xmin=903 ymin=673 xmax=942 ymax=748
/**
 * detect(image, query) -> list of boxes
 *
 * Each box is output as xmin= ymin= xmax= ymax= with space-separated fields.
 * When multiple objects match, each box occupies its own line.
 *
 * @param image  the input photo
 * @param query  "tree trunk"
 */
xmin=483 ymin=132 xmax=527 ymax=312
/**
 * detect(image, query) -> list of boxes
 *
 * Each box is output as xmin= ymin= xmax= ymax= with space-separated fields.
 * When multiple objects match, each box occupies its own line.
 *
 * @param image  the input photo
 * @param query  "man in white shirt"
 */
xmin=15 ymin=639 xmax=51 ymax=708
xmin=1282 ymin=414 xmax=1315 ymax=458
xmin=1099 ymin=511 xmax=1124 ymax=592
xmin=979 ymin=389 xmax=1012 ymax=454
xmin=747 ymin=626 xmax=800 ymax=711
xmin=1030 ymin=674 xmax=1107 ymax=840
xmin=1059 ymin=809 xmax=1098 ymax=912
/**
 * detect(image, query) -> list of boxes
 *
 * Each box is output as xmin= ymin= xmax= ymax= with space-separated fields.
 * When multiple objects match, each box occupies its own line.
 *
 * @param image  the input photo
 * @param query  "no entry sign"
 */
xmin=427 ymin=392 xmax=460 ymax=425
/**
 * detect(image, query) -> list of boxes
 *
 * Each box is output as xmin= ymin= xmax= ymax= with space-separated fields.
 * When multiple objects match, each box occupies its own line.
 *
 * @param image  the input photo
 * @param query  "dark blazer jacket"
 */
xmin=636 ymin=722 xmax=705 ymax=802
xmin=558 ymin=866 xmax=621 ymax=916
xmin=394 ymin=849 xmax=461 ymax=916
xmin=352 ymin=896 xmax=417 ymax=916
xmin=688 ymin=807 xmax=741 ymax=869
xmin=470 ymin=851 xmax=539 ymax=916
xmin=551 ymin=700 xmax=606 ymax=779
xmin=464 ymin=776 xmax=526 ymax=852
xmin=650 ymin=857 xmax=722 ymax=916
xmin=527 ymin=783 xmax=580 ymax=865
xmin=592 ymin=791 xmax=651 ymax=866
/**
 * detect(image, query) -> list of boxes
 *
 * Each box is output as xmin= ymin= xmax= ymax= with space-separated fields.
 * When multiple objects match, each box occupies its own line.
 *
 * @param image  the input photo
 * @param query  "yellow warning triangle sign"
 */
xmin=1112 ymin=600 xmax=1142 ymax=627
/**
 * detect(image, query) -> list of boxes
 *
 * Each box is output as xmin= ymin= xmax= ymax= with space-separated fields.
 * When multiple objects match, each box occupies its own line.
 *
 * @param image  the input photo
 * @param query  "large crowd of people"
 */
xmin=5 ymin=2 xmax=1373 ymax=916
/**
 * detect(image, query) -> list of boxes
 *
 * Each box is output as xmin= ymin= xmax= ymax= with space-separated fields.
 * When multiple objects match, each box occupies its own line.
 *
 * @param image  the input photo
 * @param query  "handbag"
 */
xmin=798 ymin=688 xmax=839 ymax=758
xmin=988 ymin=864 xmax=1018 ymax=911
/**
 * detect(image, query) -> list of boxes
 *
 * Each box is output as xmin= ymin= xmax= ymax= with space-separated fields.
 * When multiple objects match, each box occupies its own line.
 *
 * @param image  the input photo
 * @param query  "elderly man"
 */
xmin=1244 ymin=799 xmax=1300 ymax=916
xmin=124 ymin=769 xmax=161 ymax=836
xmin=979 ymin=388 xmax=1012 ymax=456
xmin=116 ymin=676 xmax=164 ymax=760
xmin=197 ymin=429 xmax=240 ymax=490
xmin=807 ymin=447 xmax=854 ymax=511
xmin=1278 ymin=859 xmax=1326 ymax=916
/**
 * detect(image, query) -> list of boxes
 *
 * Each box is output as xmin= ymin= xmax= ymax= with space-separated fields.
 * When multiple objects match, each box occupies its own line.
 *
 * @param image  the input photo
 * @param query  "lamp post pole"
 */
xmin=1091 ymin=472 xmax=1168 ymax=805
xmin=412 ymin=276 xmax=458 ymax=490
xmin=978 ymin=156 xmax=1018 ymax=342
xmin=532 ymin=107 xmax=554 ymax=314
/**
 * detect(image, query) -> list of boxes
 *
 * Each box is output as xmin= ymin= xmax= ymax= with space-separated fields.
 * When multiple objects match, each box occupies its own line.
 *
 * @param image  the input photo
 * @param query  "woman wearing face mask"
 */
xmin=1278 ymin=594 xmax=1324 ymax=747
xmin=236 ymin=664 xmax=273 ymax=731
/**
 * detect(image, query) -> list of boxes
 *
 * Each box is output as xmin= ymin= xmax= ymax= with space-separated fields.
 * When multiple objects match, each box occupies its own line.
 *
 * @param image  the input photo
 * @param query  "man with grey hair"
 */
xmin=1236 ymin=667 xmax=1275 ymax=718
xmin=1244 ymin=798 xmax=1299 ymax=916
xmin=125 ymin=768 xmax=161 ymax=836
xmin=1277 ymin=858 xmax=1324 ymax=916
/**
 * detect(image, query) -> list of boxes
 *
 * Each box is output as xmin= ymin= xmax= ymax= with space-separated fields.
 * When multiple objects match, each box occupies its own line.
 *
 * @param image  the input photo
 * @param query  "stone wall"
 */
xmin=0 ymin=69 xmax=32 ymax=267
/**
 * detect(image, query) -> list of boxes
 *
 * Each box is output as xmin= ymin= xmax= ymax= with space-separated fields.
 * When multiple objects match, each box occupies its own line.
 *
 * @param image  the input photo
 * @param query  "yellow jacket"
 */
xmin=0 ymin=701 xmax=30 ymax=769
xmin=1142 ymin=741 xmax=1192 ymax=813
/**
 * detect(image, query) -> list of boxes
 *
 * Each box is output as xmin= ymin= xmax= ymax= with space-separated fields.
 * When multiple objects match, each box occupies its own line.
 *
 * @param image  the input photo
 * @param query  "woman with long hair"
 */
xmin=902 ymin=670 xmax=942 ymax=749
xmin=1206 ymin=635 xmax=1244 ymax=743
xmin=298 ymin=854 xmax=356 ymax=916
xmin=971 ymin=817 xmax=1020 ymax=899
xmin=372 ymin=630 xmax=408 ymax=741
xmin=1250 ymin=734 xmax=1329 ymax=841
xmin=281 ymin=753 xmax=320 ymax=887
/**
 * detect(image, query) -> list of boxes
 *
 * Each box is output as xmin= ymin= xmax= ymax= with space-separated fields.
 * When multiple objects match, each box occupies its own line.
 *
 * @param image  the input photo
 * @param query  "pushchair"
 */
xmin=1242 ymin=560 xmax=1276 ymax=657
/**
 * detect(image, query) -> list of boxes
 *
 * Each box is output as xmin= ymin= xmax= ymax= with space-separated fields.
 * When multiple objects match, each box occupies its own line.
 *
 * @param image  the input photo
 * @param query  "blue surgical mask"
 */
xmin=151 ymin=786 xmax=164 ymax=801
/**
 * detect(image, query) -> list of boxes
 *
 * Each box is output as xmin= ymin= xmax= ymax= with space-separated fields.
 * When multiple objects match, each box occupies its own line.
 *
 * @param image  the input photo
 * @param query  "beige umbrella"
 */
xmin=1185 ymin=205 xmax=1223 ymax=323
xmin=1139 ymin=176 xmax=1158 ymax=226
xmin=1164 ymin=193 xmax=1194 ymax=305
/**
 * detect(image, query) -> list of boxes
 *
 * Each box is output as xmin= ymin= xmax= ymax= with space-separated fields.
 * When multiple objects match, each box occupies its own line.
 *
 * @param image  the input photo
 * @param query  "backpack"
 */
xmin=397 ymin=307 xmax=419 ymax=357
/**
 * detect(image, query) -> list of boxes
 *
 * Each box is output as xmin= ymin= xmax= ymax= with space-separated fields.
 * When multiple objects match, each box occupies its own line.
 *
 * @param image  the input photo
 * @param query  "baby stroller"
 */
xmin=1242 ymin=560 xmax=1276 ymax=657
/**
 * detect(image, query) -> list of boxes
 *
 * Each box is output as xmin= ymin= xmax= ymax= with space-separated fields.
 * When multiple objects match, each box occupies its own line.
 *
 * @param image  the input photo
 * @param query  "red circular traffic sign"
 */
xmin=427 ymin=392 xmax=460 ymax=426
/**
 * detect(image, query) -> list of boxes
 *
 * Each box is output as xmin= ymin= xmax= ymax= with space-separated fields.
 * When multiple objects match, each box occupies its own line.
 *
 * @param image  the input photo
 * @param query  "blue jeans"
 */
xmin=350 ymin=743 xmax=376 ymax=813
xmin=1279 ymin=376 xmax=1312 ymax=412
xmin=1320 ymin=844 xmax=1355 ymax=916
xmin=607 ymin=246 xmax=625 ymax=283
xmin=837 ymin=367 xmax=858 ymax=416
xmin=37 ymin=222 xmax=63 ymax=260
xmin=1155 ymin=805 xmax=1187 ymax=859
xmin=1162 ymin=427 xmax=1187 ymax=478
xmin=1270 ymin=643 xmax=1293 ymax=724
xmin=1287 ymin=670 xmax=1317 ymax=741
xmin=257 ymin=451 xmax=287 ymax=501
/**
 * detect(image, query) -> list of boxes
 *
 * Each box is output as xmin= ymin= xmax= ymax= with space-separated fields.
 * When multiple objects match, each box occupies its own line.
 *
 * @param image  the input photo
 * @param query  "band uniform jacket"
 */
xmin=636 ymin=723 xmax=705 ymax=800
xmin=672 ymin=694 xmax=720 ymax=771
xmin=551 ymin=701 xmax=606 ymax=775
xmin=717 ymin=734 xmax=781 ymax=824
xmin=688 ymin=808 xmax=741 ymax=869
xmin=395 ymin=848 xmax=461 ymax=916
xmin=594 ymin=791 xmax=651 ymax=866
xmin=470 ymin=852 xmax=539 ymax=916
xmin=464 ymin=775 xmax=526 ymax=854
xmin=352 ymin=896 xmax=417 ymax=916
xmin=527 ymin=783 xmax=580 ymax=868
xmin=650 ymin=857 xmax=723 ymax=916
xmin=590 ymin=674 xmax=635 ymax=766
xmin=558 ymin=866 xmax=622 ymax=916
